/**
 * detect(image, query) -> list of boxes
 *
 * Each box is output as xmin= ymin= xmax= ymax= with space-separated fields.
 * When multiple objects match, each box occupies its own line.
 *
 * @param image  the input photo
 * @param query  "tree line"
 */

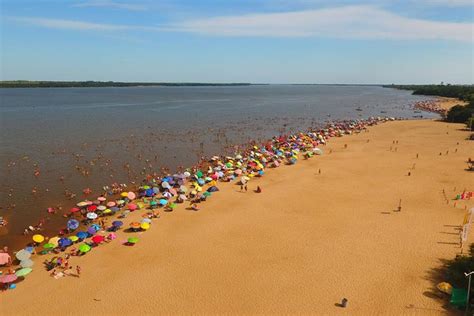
xmin=385 ymin=84 xmax=474 ymax=128
xmin=0 ymin=81 xmax=253 ymax=88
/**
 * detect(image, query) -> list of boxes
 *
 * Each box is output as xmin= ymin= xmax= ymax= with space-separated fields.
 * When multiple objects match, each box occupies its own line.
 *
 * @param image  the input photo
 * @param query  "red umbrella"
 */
xmin=91 ymin=235 xmax=105 ymax=243
xmin=0 ymin=274 xmax=17 ymax=284
xmin=87 ymin=205 xmax=97 ymax=212
xmin=128 ymin=203 xmax=138 ymax=211
xmin=70 ymin=207 xmax=81 ymax=213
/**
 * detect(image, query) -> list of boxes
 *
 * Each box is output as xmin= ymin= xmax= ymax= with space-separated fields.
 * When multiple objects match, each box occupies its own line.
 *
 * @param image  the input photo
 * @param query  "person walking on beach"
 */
xmin=244 ymin=184 xmax=248 ymax=192
xmin=76 ymin=265 xmax=81 ymax=277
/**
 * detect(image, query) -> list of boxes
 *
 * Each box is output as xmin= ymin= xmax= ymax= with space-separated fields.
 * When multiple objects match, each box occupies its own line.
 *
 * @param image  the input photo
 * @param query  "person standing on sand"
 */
xmin=76 ymin=265 xmax=81 ymax=277
xmin=244 ymin=184 xmax=248 ymax=192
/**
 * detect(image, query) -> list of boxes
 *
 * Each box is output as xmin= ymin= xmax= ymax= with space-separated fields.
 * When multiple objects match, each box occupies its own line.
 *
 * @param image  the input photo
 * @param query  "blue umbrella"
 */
xmin=110 ymin=206 xmax=119 ymax=212
xmin=91 ymin=223 xmax=101 ymax=231
xmin=197 ymin=179 xmax=205 ymax=186
xmin=112 ymin=220 xmax=123 ymax=227
xmin=58 ymin=238 xmax=72 ymax=248
xmin=152 ymin=187 xmax=160 ymax=194
xmin=67 ymin=219 xmax=80 ymax=231
xmin=145 ymin=188 xmax=154 ymax=197
xmin=159 ymin=199 xmax=168 ymax=206
xmin=76 ymin=231 xmax=88 ymax=239
xmin=87 ymin=226 xmax=97 ymax=235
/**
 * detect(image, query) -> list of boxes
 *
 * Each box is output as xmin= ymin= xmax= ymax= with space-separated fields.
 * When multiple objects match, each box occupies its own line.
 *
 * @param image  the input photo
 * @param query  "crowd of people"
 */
xmin=1 ymin=116 xmax=395 ymax=291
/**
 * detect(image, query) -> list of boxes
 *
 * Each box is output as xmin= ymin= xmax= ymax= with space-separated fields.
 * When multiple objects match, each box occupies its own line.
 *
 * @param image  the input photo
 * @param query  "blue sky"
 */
xmin=1 ymin=0 xmax=473 ymax=84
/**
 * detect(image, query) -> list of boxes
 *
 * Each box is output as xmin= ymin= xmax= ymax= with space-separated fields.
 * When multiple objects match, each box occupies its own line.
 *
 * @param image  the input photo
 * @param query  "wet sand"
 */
xmin=2 ymin=118 xmax=473 ymax=315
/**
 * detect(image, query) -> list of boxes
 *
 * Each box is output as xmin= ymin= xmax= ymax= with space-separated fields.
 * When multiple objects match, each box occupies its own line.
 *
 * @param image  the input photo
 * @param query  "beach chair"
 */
xmin=450 ymin=288 xmax=468 ymax=308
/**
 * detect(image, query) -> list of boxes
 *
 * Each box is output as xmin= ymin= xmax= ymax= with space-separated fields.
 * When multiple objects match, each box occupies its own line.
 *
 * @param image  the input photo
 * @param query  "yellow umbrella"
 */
xmin=49 ymin=236 xmax=60 ymax=246
xmin=141 ymin=222 xmax=150 ymax=230
xmin=120 ymin=192 xmax=128 ymax=197
xmin=32 ymin=234 xmax=44 ymax=243
xmin=103 ymin=209 xmax=112 ymax=214
xmin=437 ymin=282 xmax=453 ymax=295
xmin=68 ymin=236 xmax=79 ymax=242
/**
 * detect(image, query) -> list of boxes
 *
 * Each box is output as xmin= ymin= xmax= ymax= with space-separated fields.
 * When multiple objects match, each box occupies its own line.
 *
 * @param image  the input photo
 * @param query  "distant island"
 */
xmin=0 ymin=81 xmax=255 ymax=88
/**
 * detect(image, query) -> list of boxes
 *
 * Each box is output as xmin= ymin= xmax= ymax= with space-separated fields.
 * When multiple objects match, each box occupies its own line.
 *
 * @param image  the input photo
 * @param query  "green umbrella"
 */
xmin=43 ymin=243 xmax=55 ymax=249
xmin=79 ymin=244 xmax=91 ymax=253
xmin=15 ymin=268 xmax=33 ymax=277
xmin=203 ymin=191 xmax=211 ymax=197
xmin=128 ymin=237 xmax=139 ymax=244
xmin=169 ymin=203 xmax=177 ymax=209
xmin=196 ymin=170 xmax=203 ymax=178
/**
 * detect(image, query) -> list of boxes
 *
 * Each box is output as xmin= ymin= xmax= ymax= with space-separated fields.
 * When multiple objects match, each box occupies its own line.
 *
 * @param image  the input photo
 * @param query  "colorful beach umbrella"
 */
xmin=91 ymin=235 xmax=105 ymax=243
xmin=67 ymin=219 xmax=80 ymax=230
xmin=0 ymin=274 xmax=17 ymax=284
xmin=32 ymin=234 xmax=44 ymax=243
xmin=159 ymin=199 xmax=168 ymax=206
xmin=128 ymin=203 xmax=138 ymax=211
xmin=130 ymin=222 xmax=141 ymax=229
xmin=76 ymin=231 xmax=88 ymax=239
xmin=112 ymin=220 xmax=123 ymax=227
xmin=58 ymin=238 xmax=72 ymax=248
xmin=97 ymin=205 xmax=106 ymax=211
xmin=78 ymin=244 xmax=91 ymax=253
xmin=97 ymin=196 xmax=107 ymax=202
xmin=43 ymin=243 xmax=55 ymax=249
xmin=127 ymin=192 xmax=136 ymax=200
xmin=86 ymin=212 xmax=98 ymax=220
xmin=68 ymin=236 xmax=79 ymax=242
xmin=15 ymin=249 xmax=31 ymax=261
xmin=20 ymin=259 xmax=34 ymax=268
xmin=15 ymin=268 xmax=32 ymax=277
xmin=106 ymin=201 xmax=116 ymax=207
xmin=127 ymin=237 xmax=139 ymax=244
xmin=140 ymin=222 xmax=150 ymax=230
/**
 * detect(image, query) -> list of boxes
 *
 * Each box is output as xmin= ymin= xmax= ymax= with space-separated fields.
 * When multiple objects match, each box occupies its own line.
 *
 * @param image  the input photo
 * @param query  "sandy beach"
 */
xmin=1 ymin=117 xmax=472 ymax=315
xmin=435 ymin=97 xmax=468 ymax=111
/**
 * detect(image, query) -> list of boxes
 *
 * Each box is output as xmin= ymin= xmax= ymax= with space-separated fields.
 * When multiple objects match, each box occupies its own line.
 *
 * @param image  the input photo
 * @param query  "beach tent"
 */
xmin=450 ymin=288 xmax=468 ymax=308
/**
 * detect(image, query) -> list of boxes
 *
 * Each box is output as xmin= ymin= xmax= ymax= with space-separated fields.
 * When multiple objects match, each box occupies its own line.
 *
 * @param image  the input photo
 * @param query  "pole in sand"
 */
xmin=464 ymin=271 xmax=473 ymax=315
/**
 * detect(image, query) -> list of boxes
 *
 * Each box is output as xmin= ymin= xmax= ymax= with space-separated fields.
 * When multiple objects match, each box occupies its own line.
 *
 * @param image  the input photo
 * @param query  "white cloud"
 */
xmin=420 ymin=0 xmax=474 ymax=6
xmin=8 ymin=5 xmax=473 ymax=42
xmin=9 ymin=17 xmax=132 ymax=31
xmin=73 ymin=0 xmax=147 ymax=11
xmin=170 ymin=5 xmax=473 ymax=42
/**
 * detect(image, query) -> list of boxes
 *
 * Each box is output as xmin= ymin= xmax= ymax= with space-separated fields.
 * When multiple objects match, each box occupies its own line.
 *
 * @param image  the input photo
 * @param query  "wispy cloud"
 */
xmin=8 ymin=5 xmax=473 ymax=42
xmin=420 ymin=0 xmax=473 ymax=6
xmin=170 ymin=5 xmax=473 ymax=42
xmin=73 ymin=0 xmax=147 ymax=11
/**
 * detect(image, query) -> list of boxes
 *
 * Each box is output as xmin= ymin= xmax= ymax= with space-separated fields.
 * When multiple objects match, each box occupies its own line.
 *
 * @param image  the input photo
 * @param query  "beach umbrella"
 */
xmin=150 ymin=200 xmax=158 ymax=207
xmin=437 ymin=282 xmax=453 ymax=295
xmin=110 ymin=206 xmax=120 ymax=212
xmin=15 ymin=268 xmax=32 ymax=277
xmin=127 ymin=237 xmax=139 ymax=244
xmin=107 ymin=232 xmax=117 ymax=240
xmin=130 ymin=222 xmax=141 ymax=229
xmin=87 ymin=205 xmax=97 ymax=212
xmin=127 ymin=192 xmax=136 ymax=200
xmin=207 ymin=186 xmax=219 ymax=193
xmin=142 ymin=185 xmax=151 ymax=189
xmin=103 ymin=209 xmax=112 ymax=215
xmin=179 ymin=194 xmax=187 ymax=201
xmin=76 ymin=201 xmax=88 ymax=207
xmin=20 ymin=259 xmax=34 ymax=268
xmin=91 ymin=223 xmax=101 ymax=231
xmin=67 ymin=219 xmax=80 ymax=231
xmin=58 ymin=237 xmax=72 ymax=248
xmin=112 ymin=220 xmax=123 ymax=228
xmin=32 ymin=234 xmax=44 ymax=243
xmin=168 ymin=203 xmax=177 ymax=209
xmin=152 ymin=187 xmax=160 ymax=194
xmin=92 ymin=235 xmax=105 ymax=243
xmin=128 ymin=203 xmax=138 ymax=211
xmin=120 ymin=192 xmax=128 ymax=198
xmin=70 ymin=207 xmax=81 ymax=213
xmin=87 ymin=226 xmax=97 ymax=235
xmin=86 ymin=212 xmax=98 ymax=220
xmin=117 ymin=200 xmax=125 ymax=205
xmin=78 ymin=244 xmax=91 ymax=253
xmin=140 ymin=222 xmax=150 ymax=230
xmin=16 ymin=249 xmax=31 ymax=261
xmin=161 ymin=182 xmax=170 ymax=189
xmin=162 ymin=192 xmax=172 ymax=199
xmin=313 ymin=148 xmax=323 ymax=155
xmin=0 ymin=274 xmax=17 ymax=284
xmin=97 ymin=205 xmax=106 ymax=211
xmin=159 ymin=199 xmax=168 ymax=206
xmin=106 ymin=201 xmax=116 ymax=207
xmin=179 ymin=185 xmax=188 ymax=193
xmin=197 ymin=179 xmax=205 ymax=186
xmin=43 ymin=243 xmax=55 ymax=250
xmin=145 ymin=188 xmax=154 ymax=197
xmin=97 ymin=196 xmax=106 ymax=202
xmin=203 ymin=191 xmax=211 ymax=198
xmin=68 ymin=236 xmax=79 ymax=242
xmin=196 ymin=170 xmax=203 ymax=178
xmin=76 ymin=231 xmax=88 ymax=239
xmin=141 ymin=218 xmax=152 ymax=224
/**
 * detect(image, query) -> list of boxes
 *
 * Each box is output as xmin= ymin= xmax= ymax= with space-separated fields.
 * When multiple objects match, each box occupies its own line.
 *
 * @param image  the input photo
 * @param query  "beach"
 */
xmin=2 ymin=118 xmax=473 ymax=315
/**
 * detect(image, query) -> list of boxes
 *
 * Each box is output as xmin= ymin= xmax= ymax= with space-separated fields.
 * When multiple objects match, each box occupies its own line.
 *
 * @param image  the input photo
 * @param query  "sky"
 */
xmin=0 ymin=0 xmax=473 ymax=84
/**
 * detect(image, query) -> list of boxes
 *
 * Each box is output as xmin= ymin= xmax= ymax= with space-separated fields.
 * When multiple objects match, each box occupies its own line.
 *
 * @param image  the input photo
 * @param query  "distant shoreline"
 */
xmin=0 ymin=81 xmax=259 ymax=88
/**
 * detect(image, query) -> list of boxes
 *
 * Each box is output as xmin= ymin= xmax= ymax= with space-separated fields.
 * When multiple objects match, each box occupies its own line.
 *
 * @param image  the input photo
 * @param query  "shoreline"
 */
xmin=1 ymin=117 xmax=473 ymax=314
